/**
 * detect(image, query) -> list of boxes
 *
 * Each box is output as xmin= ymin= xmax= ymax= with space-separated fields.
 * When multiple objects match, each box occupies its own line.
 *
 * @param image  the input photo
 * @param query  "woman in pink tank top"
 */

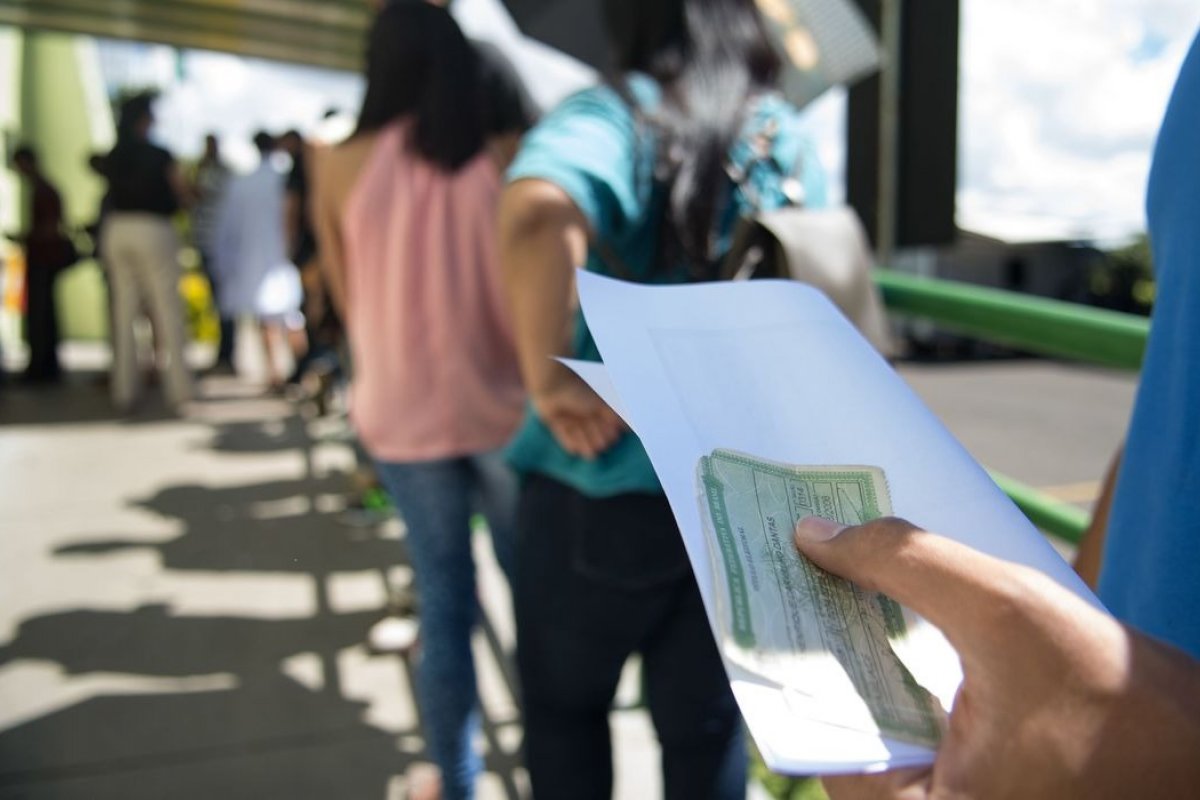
xmin=311 ymin=5 xmax=525 ymax=798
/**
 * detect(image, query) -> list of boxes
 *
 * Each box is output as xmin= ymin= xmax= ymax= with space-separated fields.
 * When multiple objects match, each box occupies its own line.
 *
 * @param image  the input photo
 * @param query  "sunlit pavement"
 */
xmin=898 ymin=360 xmax=1135 ymax=512
xmin=0 ymin=349 xmax=1135 ymax=799
xmin=0 ymin=355 xmax=662 ymax=800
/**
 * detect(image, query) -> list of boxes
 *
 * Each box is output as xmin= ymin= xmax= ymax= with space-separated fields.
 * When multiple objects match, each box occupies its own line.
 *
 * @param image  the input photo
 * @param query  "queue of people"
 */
xmin=311 ymin=1 xmax=1200 ymax=798
xmin=8 ymin=94 xmax=334 ymax=409
xmin=4 ymin=0 xmax=1198 ymax=797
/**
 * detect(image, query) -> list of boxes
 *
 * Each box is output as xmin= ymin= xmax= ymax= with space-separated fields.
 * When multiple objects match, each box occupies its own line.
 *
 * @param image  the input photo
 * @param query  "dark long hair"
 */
xmin=355 ymin=2 xmax=485 ymax=171
xmin=603 ymin=0 xmax=781 ymax=268
xmin=115 ymin=91 xmax=155 ymax=144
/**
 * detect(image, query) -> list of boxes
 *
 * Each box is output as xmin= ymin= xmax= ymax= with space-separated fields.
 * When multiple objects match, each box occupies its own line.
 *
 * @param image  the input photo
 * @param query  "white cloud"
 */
xmin=957 ymin=0 xmax=1200 ymax=241
xmin=134 ymin=48 xmax=363 ymax=172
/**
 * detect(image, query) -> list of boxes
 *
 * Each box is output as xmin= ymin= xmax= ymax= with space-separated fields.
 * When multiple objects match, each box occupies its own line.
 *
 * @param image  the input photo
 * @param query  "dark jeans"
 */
xmin=24 ymin=264 xmax=60 ymax=380
xmin=199 ymin=250 xmax=235 ymax=364
xmin=515 ymin=474 xmax=746 ymax=800
xmin=374 ymin=451 xmax=518 ymax=800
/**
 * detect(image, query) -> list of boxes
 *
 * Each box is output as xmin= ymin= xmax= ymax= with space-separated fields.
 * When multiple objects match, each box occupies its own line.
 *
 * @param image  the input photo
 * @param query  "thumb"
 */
xmin=793 ymin=515 xmax=1021 ymax=655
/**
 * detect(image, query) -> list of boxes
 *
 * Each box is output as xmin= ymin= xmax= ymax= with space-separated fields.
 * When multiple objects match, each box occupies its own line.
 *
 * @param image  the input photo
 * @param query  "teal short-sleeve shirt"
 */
xmin=506 ymin=76 xmax=828 ymax=497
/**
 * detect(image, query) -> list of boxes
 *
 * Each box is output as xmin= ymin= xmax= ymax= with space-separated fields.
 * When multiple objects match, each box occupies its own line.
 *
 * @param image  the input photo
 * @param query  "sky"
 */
xmin=954 ymin=0 xmax=1200 ymax=243
xmin=99 ymin=0 xmax=1200 ymax=245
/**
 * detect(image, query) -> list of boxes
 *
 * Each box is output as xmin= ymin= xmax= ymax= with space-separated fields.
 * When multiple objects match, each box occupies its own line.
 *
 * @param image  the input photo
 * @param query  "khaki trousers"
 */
xmin=101 ymin=213 xmax=192 ymax=410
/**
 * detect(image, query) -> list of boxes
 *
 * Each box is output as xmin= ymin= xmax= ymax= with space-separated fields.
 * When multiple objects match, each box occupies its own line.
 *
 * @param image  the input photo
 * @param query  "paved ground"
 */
xmin=897 ymin=359 xmax=1136 ymax=511
xmin=0 ymin=352 xmax=1137 ymax=799
xmin=0 ymin=354 xmax=666 ymax=800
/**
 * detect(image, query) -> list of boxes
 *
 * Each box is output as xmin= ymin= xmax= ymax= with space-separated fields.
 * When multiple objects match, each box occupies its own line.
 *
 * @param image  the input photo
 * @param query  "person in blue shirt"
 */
xmin=1089 ymin=29 xmax=1200 ymax=662
xmin=499 ymin=0 xmax=826 ymax=796
xmin=799 ymin=28 xmax=1200 ymax=799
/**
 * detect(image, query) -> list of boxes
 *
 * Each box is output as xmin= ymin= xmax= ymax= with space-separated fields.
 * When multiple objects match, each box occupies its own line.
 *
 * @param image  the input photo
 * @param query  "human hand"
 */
xmin=532 ymin=366 xmax=624 ymax=460
xmin=792 ymin=516 xmax=1200 ymax=800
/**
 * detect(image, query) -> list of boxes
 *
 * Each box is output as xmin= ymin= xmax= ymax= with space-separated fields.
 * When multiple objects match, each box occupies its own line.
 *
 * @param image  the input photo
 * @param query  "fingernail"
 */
xmin=794 ymin=516 xmax=847 ymax=543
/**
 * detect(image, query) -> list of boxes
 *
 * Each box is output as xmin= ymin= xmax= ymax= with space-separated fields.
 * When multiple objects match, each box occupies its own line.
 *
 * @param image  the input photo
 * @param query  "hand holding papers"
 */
xmin=565 ymin=270 xmax=1102 ymax=774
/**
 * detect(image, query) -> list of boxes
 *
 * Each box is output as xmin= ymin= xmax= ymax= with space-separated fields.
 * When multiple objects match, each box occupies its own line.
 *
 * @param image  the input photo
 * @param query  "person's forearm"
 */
xmin=1115 ymin=629 xmax=1200 ymax=795
xmin=284 ymin=193 xmax=302 ymax=255
xmin=499 ymin=180 xmax=588 ymax=397
xmin=319 ymin=256 xmax=347 ymax=321
xmin=1075 ymin=447 xmax=1121 ymax=588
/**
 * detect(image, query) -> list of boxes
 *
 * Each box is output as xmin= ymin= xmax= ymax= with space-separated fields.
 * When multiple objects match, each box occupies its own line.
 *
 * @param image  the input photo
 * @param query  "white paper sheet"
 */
xmin=568 ymin=270 xmax=1103 ymax=774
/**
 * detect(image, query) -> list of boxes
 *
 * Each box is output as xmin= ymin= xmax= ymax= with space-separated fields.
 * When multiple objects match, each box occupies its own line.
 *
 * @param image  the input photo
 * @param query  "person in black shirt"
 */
xmin=100 ymin=93 xmax=193 ymax=413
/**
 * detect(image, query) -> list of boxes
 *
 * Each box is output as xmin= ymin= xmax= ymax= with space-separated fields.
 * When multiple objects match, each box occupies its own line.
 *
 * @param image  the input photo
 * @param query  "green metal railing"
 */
xmin=874 ymin=270 xmax=1150 ymax=544
xmin=876 ymin=270 xmax=1149 ymax=369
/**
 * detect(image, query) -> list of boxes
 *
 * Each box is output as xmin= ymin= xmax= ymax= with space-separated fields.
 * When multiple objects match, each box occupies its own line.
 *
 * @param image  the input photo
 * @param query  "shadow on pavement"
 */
xmin=204 ymin=415 xmax=313 ymax=455
xmin=55 ymin=476 xmax=404 ymax=575
xmin=0 ymin=678 xmax=411 ymax=799
xmin=0 ymin=404 xmax=526 ymax=799
xmin=0 ymin=379 xmax=176 ymax=428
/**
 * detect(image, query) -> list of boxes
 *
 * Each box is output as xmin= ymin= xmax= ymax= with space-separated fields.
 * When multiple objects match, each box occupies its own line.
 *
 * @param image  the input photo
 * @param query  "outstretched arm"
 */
xmin=498 ymin=178 xmax=622 ymax=459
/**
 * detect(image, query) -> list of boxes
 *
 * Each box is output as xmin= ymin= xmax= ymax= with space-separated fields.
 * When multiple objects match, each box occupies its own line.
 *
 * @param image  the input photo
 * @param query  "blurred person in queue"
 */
xmin=100 ymin=93 xmax=193 ymax=413
xmin=498 ymin=0 xmax=828 ymax=797
xmin=211 ymin=132 xmax=304 ymax=391
xmin=278 ymin=128 xmax=337 ymax=386
xmin=10 ymin=145 xmax=74 ymax=384
xmin=191 ymin=133 xmax=235 ymax=370
xmin=310 ymin=4 xmax=524 ymax=798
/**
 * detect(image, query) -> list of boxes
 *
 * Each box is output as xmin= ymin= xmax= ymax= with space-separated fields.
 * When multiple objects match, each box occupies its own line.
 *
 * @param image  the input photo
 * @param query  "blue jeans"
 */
xmin=515 ymin=474 xmax=746 ymax=800
xmin=374 ymin=450 xmax=517 ymax=800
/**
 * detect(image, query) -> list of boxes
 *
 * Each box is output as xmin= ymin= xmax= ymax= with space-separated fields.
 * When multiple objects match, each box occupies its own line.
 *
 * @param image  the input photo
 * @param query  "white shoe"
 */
xmin=368 ymin=615 xmax=420 ymax=654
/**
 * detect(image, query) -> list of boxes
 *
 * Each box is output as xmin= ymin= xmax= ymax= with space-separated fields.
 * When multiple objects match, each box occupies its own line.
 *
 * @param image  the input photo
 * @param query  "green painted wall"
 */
xmin=17 ymin=30 xmax=113 ymax=341
xmin=1 ymin=27 xmax=27 ymax=357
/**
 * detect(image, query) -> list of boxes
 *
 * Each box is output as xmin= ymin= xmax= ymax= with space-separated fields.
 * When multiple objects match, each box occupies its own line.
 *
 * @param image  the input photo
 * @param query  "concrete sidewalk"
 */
xmin=0 ymin=370 xmax=661 ymax=799
xmin=0 ymin=351 xmax=1135 ymax=799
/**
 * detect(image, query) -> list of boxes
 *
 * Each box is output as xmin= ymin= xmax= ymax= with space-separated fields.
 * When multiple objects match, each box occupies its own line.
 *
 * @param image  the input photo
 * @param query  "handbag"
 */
xmin=50 ymin=233 xmax=79 ymax=275
xmin=719 ymin=205 xmax=893 ymax=355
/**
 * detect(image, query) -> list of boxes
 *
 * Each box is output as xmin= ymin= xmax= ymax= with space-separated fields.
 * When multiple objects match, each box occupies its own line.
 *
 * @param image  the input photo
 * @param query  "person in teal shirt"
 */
xmin=499 ymin=1 xmax=826 ymax=796
xmin=505 ymin=81 xmax=827 ymax=498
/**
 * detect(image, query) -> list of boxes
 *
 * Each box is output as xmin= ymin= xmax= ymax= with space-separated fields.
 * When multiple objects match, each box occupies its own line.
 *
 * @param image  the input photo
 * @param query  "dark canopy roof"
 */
xmin=0 ymin=0 xmax=369 ymax=70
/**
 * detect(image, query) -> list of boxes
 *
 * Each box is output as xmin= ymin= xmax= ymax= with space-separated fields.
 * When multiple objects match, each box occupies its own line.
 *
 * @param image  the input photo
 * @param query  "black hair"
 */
xmin=602 ymin=0 xmax=781 ymax=270
xmin=253 ymin=131 xmax=276 ymax=154
xmin=355 ymin=1 xmax=484 ymax=171
xmin=117 ymin=91 xmax=157 ymax=142
xmin=12 ymin=145 xmax=36 ymax=165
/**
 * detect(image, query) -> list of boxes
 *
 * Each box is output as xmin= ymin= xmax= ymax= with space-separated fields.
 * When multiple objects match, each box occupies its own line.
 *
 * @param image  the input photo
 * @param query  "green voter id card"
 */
xmin=697 ymin=449 xmax=944 ymax=748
